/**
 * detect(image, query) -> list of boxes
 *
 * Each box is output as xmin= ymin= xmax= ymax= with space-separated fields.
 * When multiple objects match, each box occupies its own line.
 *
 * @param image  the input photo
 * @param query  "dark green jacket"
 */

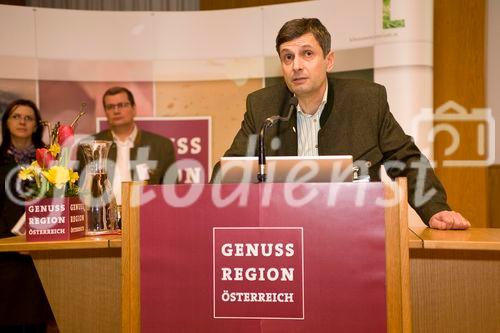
xmin=214 ymin=77 xmax=451 ymax=224
xmin=77 ymin=128 xmax=177 ymax=185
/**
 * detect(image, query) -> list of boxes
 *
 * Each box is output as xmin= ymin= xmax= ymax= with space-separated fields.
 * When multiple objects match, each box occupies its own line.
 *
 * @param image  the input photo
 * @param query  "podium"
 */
xmin=121 ymin=179 xmax=412 ymax=332
xmin=1 ymin=179 xmax=499 ymax=331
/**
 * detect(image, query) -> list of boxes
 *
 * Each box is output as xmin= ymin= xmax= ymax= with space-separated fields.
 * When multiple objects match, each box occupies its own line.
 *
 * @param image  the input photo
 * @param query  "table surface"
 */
xmin=0 ymin=234 xmax=121 ymax=252
xmin=409 ymin=227 xmax=500 ymax=250
xmin=1 ymin=228 xmax=499 ymax=252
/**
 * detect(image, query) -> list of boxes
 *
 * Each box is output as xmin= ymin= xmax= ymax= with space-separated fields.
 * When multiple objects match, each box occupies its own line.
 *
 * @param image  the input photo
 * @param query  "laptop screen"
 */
xmin=219 ymin=155 xmax=353 ymax=183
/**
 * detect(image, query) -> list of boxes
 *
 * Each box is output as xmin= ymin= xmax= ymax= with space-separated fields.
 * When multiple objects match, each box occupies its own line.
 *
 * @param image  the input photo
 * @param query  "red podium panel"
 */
xmin=140 ymin=183 xmax=387 ymax=333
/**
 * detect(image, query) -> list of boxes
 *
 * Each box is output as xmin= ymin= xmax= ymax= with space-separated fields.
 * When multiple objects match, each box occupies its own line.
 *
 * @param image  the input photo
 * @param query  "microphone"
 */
xmin=257 ymin=96 xmax=299 ymax=182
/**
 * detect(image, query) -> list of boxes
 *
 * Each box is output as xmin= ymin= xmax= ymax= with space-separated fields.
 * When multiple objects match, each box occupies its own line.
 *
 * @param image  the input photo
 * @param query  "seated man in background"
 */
xmin=213 ymin=18 xmax=469 ymax=230
xmin=78 ymin=86 xmax=177 ymax=204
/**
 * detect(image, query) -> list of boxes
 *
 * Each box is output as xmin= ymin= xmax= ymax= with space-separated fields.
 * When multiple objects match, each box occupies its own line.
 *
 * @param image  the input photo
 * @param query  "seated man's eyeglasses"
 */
xmin=105 ymin=102 xmax=131 ymax=111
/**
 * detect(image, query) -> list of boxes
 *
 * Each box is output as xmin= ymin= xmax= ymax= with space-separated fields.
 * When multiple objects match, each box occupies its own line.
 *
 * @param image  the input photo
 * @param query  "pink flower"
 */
xmin=57 ymin=125 xmax=74 ymax=146
xmin=36 ymin=148 xmax=55 ymax=168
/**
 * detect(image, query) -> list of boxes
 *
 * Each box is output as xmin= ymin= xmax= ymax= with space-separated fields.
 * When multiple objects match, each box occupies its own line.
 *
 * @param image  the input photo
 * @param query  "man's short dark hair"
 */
xmin=276 ymin=18 xmax=331 ymax=57
xmin=102 ymin=86 xmax=136 ymax=108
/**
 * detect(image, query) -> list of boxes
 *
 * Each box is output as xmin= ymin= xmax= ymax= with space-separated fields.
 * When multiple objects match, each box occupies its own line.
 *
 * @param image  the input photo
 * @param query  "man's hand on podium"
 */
xmin=429 ymin=211 xmax=471 ymax=230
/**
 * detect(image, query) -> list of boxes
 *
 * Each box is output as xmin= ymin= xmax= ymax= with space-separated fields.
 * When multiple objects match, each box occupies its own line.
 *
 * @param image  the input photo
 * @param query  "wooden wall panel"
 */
xmin=433 ymin=0 xmax=488 ymax=226
xmin=200 ymin=0 xmax=306 ymax=10
xmin=0 ymin=0 xmax=26 ymax=5
xmin=489 ymin=165 xmax=500 ymax=228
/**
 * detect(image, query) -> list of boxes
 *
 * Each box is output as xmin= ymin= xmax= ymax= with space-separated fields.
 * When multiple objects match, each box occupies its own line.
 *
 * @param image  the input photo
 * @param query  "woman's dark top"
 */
xmin=0 ymin=148 xmax=53 ymax=327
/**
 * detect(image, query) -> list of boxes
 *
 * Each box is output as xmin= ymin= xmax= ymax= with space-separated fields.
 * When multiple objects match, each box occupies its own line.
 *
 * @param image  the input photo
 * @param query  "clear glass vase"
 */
xmin=80 ymin=140 xmax=119 ymax=235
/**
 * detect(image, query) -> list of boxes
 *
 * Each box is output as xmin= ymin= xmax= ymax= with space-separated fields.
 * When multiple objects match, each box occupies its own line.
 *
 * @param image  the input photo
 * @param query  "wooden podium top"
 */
xmin=2 ymin=228 xmax=499 ymax=252
xmin=0 ymin=234 xmax=121 ymax=252
xmin=410 ymin=227 xmax=500 ymax=251
xmin=408 ymin=230 xmax=423 ymax=249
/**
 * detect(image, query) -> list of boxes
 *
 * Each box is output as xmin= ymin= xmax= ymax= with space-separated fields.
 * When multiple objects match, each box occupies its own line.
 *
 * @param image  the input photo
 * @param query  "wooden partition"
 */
xmin=122 ymin=181 xmax=142 ymax=333
xmin=121 ymin=178 xmax=412 ymax=332
xmin=384 ymin=178 xmax=412 ymax=332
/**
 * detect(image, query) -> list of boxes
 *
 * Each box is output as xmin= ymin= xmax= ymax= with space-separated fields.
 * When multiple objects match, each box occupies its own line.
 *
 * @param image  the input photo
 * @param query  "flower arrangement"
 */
xmin=18 ymin=105 xmax=86 ymax=199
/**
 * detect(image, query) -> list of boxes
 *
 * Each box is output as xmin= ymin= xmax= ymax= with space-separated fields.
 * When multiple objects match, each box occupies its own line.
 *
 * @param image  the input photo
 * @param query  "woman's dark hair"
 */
xmin=0 ymin=99 xmax=44 ymax=154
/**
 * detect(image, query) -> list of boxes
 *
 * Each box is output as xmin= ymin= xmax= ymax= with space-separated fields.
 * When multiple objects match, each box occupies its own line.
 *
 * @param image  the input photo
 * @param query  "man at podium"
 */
xmin=214 ymin=18 xmax=469 ymax=230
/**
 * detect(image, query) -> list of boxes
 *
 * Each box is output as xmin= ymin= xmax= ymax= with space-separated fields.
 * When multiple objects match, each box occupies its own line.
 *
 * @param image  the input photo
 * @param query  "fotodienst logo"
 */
xmin=412 ymin=100 xmax=495 ymax=167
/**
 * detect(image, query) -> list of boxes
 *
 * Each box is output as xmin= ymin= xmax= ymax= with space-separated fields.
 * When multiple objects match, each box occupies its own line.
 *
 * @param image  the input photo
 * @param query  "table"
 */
xmin=0 ymin=235 xmax=121 ymax=333
xmin=2 ymin=228 xmax=499 ymax=333
xmin=409 ymin=227 xmax=500 ymax=333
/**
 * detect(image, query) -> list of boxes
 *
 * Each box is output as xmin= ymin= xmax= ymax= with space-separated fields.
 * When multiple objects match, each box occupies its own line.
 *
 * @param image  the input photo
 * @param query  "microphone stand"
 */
xmin=257 ymin=97 xmax=298 ymax=182
xmin=257 ymin=123 xmax=271 ymax=182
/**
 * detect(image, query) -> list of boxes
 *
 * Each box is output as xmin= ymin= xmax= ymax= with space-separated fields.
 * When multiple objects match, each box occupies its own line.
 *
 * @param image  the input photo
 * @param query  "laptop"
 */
xmin=219 ymin=155 xmax=353 ymax=183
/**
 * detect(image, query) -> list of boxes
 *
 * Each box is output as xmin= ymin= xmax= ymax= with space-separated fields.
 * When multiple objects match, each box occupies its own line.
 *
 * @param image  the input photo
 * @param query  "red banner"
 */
xmin=140 ymin=183 xmax=387 ymax=332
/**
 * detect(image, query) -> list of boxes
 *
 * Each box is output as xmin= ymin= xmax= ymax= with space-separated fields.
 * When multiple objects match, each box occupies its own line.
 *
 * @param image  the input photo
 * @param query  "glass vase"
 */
xmin=80 ymin=140 xmax=119 ymax=235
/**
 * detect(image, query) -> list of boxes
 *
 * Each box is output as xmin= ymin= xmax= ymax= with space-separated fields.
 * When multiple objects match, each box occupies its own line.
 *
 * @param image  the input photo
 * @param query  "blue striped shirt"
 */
xmin=296 ymin=84 xmax=328 ymax=156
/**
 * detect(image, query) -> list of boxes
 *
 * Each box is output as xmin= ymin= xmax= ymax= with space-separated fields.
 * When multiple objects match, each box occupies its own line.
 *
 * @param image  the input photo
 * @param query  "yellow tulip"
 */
xmin=48 ymin=143 xmax=61 ymax=157
xmin=18 ymin=166 xmax=34 ymax=180
xmin=42 ymin=166 xmax=70 ymax=188
xmin=69 ymin=170 xmax=79 ymax=184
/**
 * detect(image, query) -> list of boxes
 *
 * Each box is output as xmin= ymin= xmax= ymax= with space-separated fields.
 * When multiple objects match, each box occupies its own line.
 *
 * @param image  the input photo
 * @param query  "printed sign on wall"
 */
xmin=98 ymin=117 xmax=211 ymax=183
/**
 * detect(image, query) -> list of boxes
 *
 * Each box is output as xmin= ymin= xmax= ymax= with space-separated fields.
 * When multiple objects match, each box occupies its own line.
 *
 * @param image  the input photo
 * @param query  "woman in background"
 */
xmin=0 ymin=99 xmax=54 ymax=332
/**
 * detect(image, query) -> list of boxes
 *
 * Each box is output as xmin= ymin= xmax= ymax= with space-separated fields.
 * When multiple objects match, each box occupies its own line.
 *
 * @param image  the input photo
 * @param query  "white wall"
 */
xmin=0 ymin=0 xmax=434 ymax=147
xmin=0 ymin=0 xmax=434 ymax=226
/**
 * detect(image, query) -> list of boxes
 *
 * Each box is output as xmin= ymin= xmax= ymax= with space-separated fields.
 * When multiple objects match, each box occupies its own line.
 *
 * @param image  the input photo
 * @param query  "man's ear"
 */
xmin=326 ymin=51 xmax=335 ymax=72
